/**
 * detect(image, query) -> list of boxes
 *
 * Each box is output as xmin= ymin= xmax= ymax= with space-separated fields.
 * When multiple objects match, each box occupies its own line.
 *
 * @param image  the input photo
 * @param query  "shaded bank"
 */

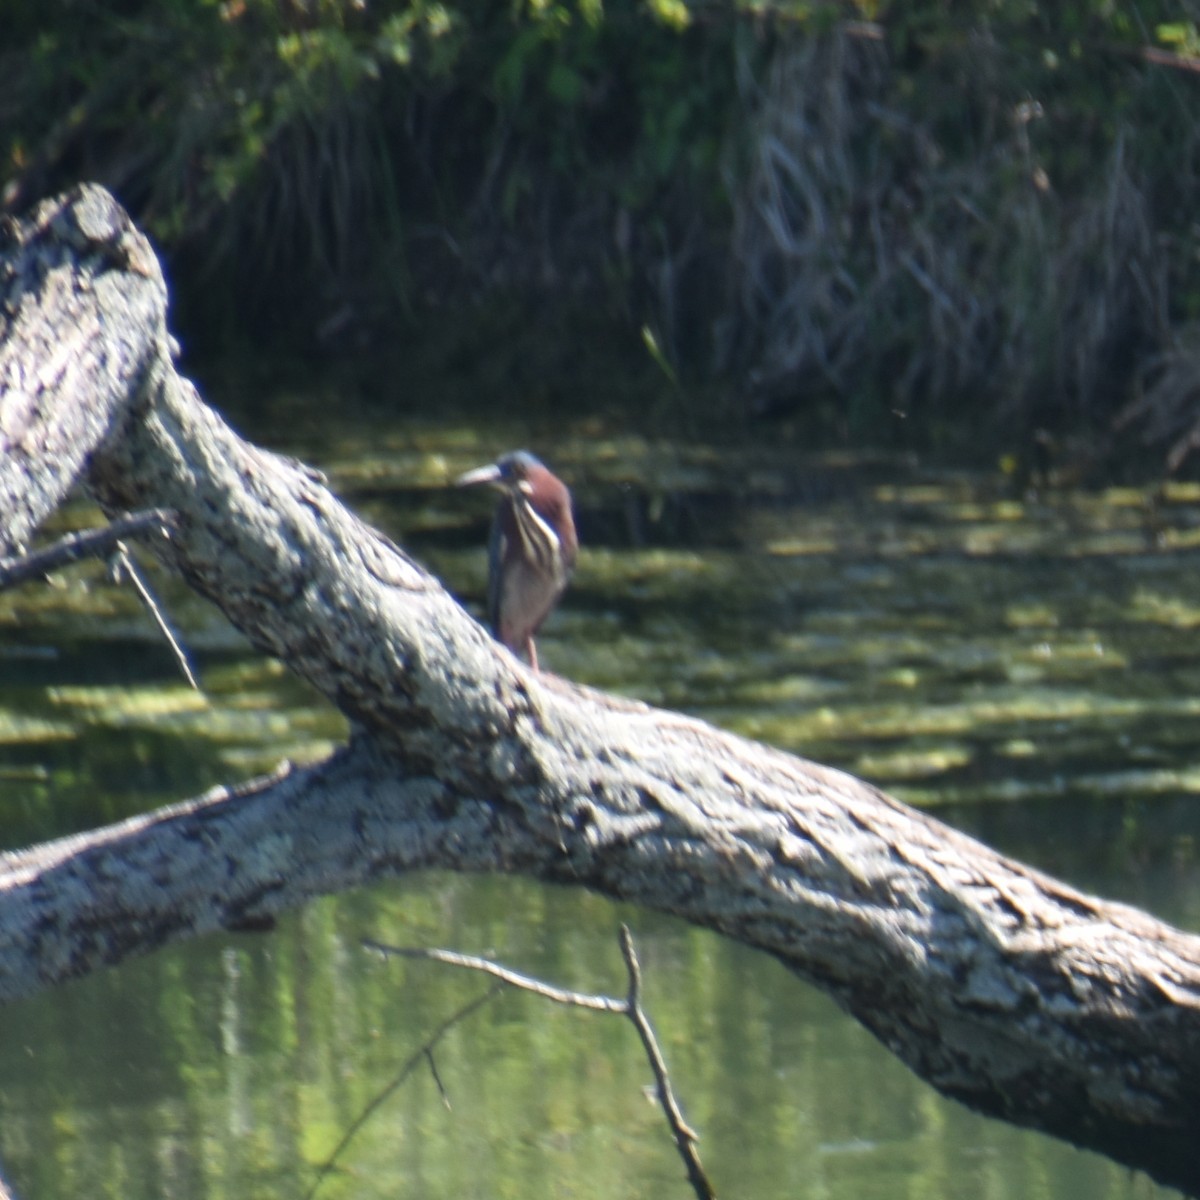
xmin=5 ymin=2 xmax=1200 ymax=466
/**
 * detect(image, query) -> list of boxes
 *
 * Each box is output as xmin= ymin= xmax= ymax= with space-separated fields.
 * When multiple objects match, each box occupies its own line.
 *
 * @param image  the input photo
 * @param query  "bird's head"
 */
xmin=455 ymin=449 xmax=545 ymax=498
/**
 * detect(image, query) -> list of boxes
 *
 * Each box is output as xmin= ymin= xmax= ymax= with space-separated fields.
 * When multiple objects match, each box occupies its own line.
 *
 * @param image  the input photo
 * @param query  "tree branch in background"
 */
xmin=0 ymin=509 xmax=198 ymax=688
xmin=365 ymin=927 xmax=716 ymax=1200
xmin=108 ymin=537 xmax=199 ymax=689
xmin=302 ymin=984 xmax=504 ymax=1200
xmin=0 ymin=509 xmax=174 ymax=590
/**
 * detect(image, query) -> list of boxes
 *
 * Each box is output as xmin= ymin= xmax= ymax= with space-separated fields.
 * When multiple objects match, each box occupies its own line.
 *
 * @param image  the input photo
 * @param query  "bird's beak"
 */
xmin=455 ymin=463 xmax=504 ymax=488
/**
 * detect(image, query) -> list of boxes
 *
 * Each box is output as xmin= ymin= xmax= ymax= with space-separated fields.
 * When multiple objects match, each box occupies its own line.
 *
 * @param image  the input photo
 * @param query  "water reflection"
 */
xmin=0 ymin=415 xmax=1192 ymax=1199
xmin=0 ymin=880 xmax=1167 ymax=1200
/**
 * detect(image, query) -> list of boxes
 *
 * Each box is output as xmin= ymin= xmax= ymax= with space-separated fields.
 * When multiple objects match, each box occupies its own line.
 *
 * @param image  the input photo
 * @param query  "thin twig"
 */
xmin=0 ymin=508 xmax=174 ymax=590
xmin=109 ymin=542 xmax=199 ymax=690
xmin=618 ymin=925 xmax=709 ymax=1194
xmin=424 ymin=1047 xmax=452 ymax=1110
xmin=302 ymin=985 xmax=503 ymax=1200
xmin=0 ymin=508 xmax=198 ymax=689
xmin=363 ymin=940 xmax=625 ymax=1012
xmin=365 ymin=930 xmax=717 ymax=1200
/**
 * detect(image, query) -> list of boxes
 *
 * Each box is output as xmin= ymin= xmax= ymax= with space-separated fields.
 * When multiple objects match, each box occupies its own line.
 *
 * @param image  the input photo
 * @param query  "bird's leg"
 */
xmin=526 ymin=637 xmax=540 ymax=672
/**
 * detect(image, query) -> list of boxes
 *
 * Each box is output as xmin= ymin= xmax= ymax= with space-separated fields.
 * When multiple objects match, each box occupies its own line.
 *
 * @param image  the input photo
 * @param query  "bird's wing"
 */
xmin=486 ymin=514 xmax=507 ymax=636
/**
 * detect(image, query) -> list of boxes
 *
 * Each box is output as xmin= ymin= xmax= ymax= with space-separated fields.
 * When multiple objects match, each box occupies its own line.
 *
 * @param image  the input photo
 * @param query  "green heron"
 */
xmin=456 ymin=450 xmax=578 ymax=670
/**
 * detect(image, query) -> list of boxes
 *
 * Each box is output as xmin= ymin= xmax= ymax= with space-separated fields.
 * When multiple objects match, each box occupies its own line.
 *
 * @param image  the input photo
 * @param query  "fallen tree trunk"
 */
xmin=2 ymin=185 xmax=1200 ymax=1195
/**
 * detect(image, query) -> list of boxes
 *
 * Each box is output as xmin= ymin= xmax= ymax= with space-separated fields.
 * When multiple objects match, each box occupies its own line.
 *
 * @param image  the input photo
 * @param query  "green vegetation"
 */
xmin=6 ymin=1 xmax=1200 ymax=467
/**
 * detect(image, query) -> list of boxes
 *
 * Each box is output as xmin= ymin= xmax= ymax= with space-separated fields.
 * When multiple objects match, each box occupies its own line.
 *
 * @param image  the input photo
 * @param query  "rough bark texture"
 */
xmin=0 ymin=187 xmax=168 ymax=553
xmin=3 ymin=186 xmax=1200 ymax=1195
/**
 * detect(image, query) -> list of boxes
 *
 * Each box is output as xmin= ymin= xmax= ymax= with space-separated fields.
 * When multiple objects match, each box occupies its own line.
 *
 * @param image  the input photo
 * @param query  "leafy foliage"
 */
xmin=6 ymin=1 xmax=1200 ymax=464
xmin=1 ymin=0 xmax=741 ymax=331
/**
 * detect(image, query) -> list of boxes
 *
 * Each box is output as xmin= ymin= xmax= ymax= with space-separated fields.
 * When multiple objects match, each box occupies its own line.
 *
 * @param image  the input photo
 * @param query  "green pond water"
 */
xmin=0 ymin=380 xmax=1197 ymax=1199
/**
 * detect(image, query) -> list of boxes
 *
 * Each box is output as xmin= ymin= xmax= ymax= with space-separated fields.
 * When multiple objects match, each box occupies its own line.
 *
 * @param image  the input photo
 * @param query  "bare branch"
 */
xmin=367 ymin=931 xmax=717 ymax=1200
xmin=424 ymin=1048 xmax=452 ymax=1110
xmin=363 ymin=940 xmax=625 ymax=1013
xmin=619 ymin=925 xmax=707 ymax=1187
xmin=109 ymin=539 xmax=199 ymax=690
xmin=0 ymin=507 xmax=197 ymax=688
xmin=302 ymin=985 xmax=503 ymax=1200
xmin=0 ymin=508 xmax=173 ymax=590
